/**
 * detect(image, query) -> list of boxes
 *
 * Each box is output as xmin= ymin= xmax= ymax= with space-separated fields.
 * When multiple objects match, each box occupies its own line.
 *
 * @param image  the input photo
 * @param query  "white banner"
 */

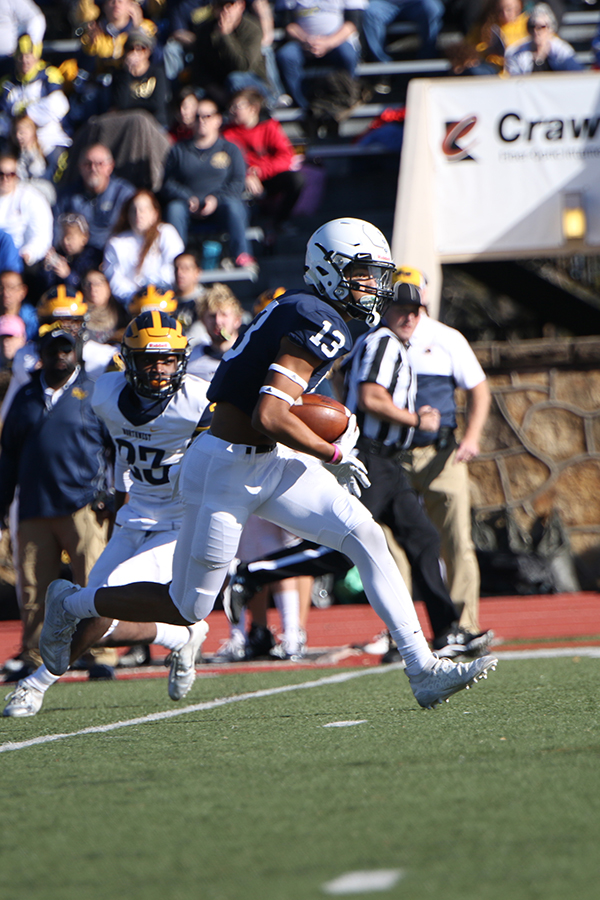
xmin=426 ymin=72 xmax=600 ymax=257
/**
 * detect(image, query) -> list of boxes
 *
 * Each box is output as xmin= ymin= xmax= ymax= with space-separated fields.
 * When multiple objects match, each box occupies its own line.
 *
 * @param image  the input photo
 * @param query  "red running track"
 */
xmin=2 ymin=592 xmax=600 ymax=668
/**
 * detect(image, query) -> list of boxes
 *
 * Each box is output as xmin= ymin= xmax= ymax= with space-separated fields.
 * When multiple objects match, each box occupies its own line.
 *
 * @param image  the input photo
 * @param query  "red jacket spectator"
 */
xmin=222 ymin=116 xmax=295 ymax=181
xmin=222 ymin=88 xmax=304 ymax=244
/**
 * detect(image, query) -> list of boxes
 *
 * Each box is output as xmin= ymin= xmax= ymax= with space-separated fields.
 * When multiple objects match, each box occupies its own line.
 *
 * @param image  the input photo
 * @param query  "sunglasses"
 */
xmin=0 ymin=171 xmax=17 ymax=179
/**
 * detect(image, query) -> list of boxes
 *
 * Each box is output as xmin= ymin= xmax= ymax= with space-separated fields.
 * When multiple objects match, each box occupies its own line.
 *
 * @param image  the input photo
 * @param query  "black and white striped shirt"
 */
xmin=345 ymin=326 xmax=416 ymax=448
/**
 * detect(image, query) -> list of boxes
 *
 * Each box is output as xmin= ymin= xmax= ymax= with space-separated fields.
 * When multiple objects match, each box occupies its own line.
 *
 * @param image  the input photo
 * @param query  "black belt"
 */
xmin=245 ymin=444 xmax=276 ymax=454
xmin=410 ymin=427 xmax=456 ymax=452
xmin=357 ymin=436 xmax=408 ymax=459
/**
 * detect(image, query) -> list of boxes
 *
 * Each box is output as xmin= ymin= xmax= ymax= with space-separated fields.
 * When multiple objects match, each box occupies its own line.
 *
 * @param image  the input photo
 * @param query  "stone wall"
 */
xmin=457 ymin=337 xmax=600 ymax=590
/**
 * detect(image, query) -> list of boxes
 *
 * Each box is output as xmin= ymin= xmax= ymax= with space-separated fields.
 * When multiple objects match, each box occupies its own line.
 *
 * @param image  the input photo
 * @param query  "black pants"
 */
xmin=357 ymin=450 xmax=458 ymax=640
xmin=238 ymin=540 xmax=352 ymax=592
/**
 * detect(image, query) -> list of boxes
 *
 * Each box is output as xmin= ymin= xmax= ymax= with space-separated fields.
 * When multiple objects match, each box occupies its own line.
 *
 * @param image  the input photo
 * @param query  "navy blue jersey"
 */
xmin=207 ymin=290 xmax=352 ymax=417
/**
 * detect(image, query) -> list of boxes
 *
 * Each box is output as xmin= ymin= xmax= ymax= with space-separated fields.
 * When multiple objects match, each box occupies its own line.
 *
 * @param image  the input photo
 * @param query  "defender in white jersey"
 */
xmin=4 ymin=310 xmax=211 ymax=717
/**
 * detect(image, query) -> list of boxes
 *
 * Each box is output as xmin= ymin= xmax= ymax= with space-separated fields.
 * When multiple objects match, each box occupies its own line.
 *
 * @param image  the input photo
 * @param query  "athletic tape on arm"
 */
xmin=268 ymin=364 xmax=308 ymax=390
xmin=259 ymin=385 xmax=296 ymax=406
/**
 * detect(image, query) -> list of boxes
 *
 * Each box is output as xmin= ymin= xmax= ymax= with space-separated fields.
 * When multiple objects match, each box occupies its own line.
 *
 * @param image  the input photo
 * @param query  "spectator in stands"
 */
xmin=275 ymin=0 xmax=365 ymax=110
xmin=472 ymin=0 xmax=529 ymax=66
xmin=103 ymin=188 xmax=184 ymax=304
xmin=0 ymin=0 xmax=45 ymax=77
xmin=0 ymin=325 xmax=112 ymax=679
xmin=0 ymin=148 xmax=53 ymax=266
xmin=191 ymin=0 xmax=274 ymax=102
xmin=362 ymin=0 xmax=443 ymax=62
xmin=111 ymin=28 xmax=169 ymax=128
xmin=446 ymin=0 xmax=529 ymax=75
xmin=81 ymin=269 xmax=128 ymax=344
xmin=0 ymin=35 xmax=72 ymax=161
xmin=0 ymin=313 xmax=26 ymax=370
xmin=76 ymin=0 xmax=157 ymax=76
xmin=169 ymin=0 xmax=284 ymax=100
xmin=11 ymin=115 xmax=57 ymax=205
xmin=187 ymin=282 xmax=243 ymax=380
xmin=223 ymin=87 xmax=303 ymax=246
xmin=53 ymin=143 xmax=135 ymax=252
xmin=172 ymin=249 xmax=206 ymax=335
xmin=43 ymin=213 xmax=101 ymax=291
xmin=504 ymin=3 xmax=582 ymax=73
xmin=168 ymin=86 xmax=200 ymax=143
xmin=162 ymin=95 xmax=256 ymax=269
xmin=0 ymin=229 xmax=23 ymax=274
xmin=0 ymin=270 xmax=38 ymax=340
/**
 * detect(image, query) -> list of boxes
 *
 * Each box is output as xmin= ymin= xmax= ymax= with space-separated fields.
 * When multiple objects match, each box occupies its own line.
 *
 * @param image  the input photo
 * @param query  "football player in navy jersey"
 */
xmin=40 ymin=218 xmax=498 ymax=710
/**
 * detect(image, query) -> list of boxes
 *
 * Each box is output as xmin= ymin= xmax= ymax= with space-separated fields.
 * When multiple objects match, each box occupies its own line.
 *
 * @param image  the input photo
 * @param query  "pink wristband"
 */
xmin=329 ymin=444 xmax=343 ymax=465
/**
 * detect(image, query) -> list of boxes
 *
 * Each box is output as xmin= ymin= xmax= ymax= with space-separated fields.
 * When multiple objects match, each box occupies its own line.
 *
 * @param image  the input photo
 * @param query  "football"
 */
xmin=291 ymin=393 xmax=349 ymax=443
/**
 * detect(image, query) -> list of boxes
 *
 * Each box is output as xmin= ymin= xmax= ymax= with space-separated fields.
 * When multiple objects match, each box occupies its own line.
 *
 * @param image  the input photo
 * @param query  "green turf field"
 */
xmin=2 ymin=657 xmax=599 ymax=900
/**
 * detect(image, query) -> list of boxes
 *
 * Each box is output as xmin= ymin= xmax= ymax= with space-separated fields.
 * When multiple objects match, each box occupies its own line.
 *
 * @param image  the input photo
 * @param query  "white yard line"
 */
xmin=0 ymin=665 xmax=402 ymax=755
xmin=2 ymin=648 xmax=598 ymax=755
xmin=322 ymin=869 xmax=404 ymax=894
xmin=496 ymin=647 xmax=600 ymax=660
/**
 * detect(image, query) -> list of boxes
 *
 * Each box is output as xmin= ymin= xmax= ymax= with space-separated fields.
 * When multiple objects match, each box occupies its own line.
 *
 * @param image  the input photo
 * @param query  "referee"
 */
xmin=345 ymin=282 xmax=462 ymax=655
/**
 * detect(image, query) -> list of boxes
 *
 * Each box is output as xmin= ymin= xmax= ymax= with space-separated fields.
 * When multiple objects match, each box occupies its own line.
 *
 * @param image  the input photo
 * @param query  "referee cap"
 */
xmin=391 ymin=282 xmax=422 ymax=306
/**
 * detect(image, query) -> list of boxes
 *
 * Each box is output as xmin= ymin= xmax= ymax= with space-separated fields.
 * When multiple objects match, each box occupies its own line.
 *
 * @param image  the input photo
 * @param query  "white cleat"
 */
xmin=39 ymin=580 xmax=82 ymax=676
xmin=407 ymin=655 xmax=498 ymax=710
xmin=168 ymin=621 xmax=209 ymax=701
xmin=213 ymin=631 xmax=247 ymax=663
xmin=3 ymin=682 xmax=45 ymax=717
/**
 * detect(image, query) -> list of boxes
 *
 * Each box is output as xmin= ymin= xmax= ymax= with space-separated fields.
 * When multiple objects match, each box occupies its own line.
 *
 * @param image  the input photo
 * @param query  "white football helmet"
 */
xmin=304 ymin=218 xmax=395 ymax=324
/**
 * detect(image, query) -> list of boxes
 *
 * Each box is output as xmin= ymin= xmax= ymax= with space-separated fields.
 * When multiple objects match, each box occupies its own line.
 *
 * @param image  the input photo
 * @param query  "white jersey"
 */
xmin=92 ymin=371 xmax=210 ymax=531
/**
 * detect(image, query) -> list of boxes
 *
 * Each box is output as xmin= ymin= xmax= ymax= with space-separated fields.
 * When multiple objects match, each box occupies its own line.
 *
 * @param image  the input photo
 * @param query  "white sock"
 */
xmin=22 ymin=665 xmax=59 ymax=694
xmin=153 ymin=623 xmax=191 ymax=651
xmin=63 ymin=585 xmax=98 ymax=619
xmin=389 ymin=626 xmax=435 ymax=676
xmin=273 ymin=588 xmax=300 ymax=653
xmin=340 ymin=524 xmax=435 ymax=677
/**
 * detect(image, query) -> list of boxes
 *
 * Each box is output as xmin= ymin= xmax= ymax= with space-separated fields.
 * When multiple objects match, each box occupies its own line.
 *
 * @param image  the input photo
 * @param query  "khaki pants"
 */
xmin=18 ymin=504 xmax=110 ymax=667
xmin=401 ymin=445 xmax=481 ymax=634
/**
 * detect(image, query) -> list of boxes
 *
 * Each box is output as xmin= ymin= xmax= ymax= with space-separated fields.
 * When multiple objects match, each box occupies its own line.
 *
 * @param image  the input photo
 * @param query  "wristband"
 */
xmin=329 ymin=444 xmax=343 ymax=465
xmin=414 ymin=412 xmax=421 ymax=429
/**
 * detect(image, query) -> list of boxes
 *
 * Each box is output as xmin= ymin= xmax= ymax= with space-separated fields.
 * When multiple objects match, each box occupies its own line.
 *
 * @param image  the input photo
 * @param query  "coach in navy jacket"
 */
xmin=0 ymin=328 xmax=112 ymax=674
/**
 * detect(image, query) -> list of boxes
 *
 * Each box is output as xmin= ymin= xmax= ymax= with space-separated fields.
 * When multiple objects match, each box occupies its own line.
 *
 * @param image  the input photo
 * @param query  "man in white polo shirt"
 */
xmin=397 ymin=267 xmax=491 ymax=651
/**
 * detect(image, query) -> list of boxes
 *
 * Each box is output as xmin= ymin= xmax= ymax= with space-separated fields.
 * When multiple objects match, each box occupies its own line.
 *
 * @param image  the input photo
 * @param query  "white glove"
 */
xmin=335 ymin=412 xmax=360 ymax=457
xmin=323 ymin=413 xmax=369 ymax=497
xmin=323 ymin=453 xmax=371 ymax=498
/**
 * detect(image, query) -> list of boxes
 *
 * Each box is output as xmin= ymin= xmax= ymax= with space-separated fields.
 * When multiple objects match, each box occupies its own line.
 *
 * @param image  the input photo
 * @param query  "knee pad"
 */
xmin=193 ymin=509 xmax=244 ymax=570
